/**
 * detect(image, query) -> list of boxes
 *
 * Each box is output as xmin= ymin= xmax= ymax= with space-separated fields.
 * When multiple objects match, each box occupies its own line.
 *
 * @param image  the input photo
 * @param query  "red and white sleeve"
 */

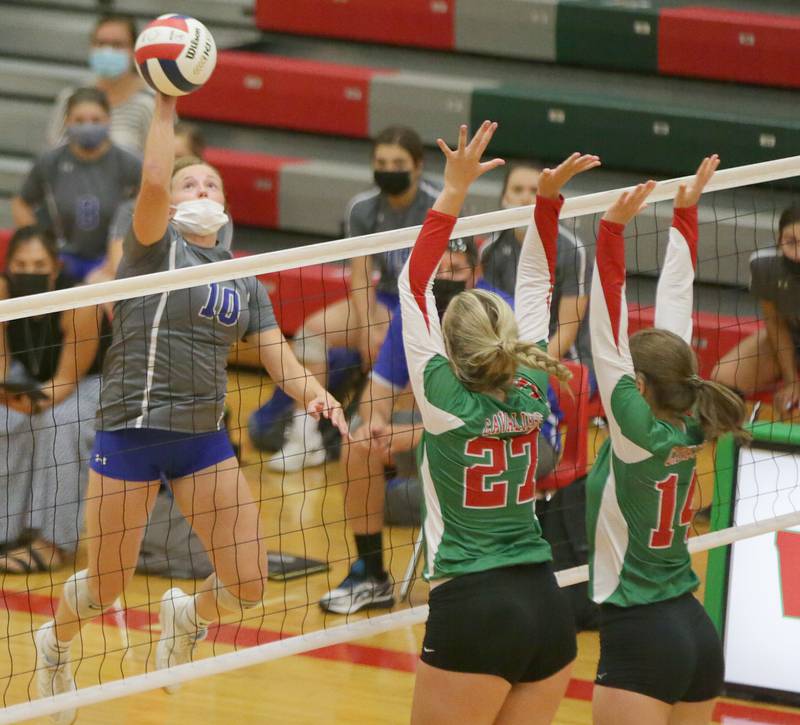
xmin=515 ymin=195 xmax=562 ymax=346
xmin=654 ymin=205 xmax=698 ymax=344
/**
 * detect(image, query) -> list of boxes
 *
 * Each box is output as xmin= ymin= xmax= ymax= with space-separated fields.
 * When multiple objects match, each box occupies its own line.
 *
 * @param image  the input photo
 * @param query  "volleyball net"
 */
xmin=2 ymin=156 xmax=800 ymax=723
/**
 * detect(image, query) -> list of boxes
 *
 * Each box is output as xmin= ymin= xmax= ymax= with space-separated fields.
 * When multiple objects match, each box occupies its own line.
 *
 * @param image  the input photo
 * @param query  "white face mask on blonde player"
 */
xmin=171 ymin=199 xmax=229 ymax=237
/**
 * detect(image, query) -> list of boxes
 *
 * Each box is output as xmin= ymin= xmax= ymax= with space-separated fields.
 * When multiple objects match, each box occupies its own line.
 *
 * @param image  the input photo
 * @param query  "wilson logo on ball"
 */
xmin=134 ymin=14 xmax=217 ymax=97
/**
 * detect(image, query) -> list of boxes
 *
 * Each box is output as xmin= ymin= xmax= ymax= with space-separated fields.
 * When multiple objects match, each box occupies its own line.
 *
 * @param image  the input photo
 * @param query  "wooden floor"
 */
xmin=2 ymin=369 xmax=799 ymax=724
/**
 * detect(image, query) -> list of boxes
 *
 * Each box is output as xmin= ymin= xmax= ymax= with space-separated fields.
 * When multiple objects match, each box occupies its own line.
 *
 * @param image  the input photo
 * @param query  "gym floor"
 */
xmin=1 ymin=370 xmax=799 ymax=724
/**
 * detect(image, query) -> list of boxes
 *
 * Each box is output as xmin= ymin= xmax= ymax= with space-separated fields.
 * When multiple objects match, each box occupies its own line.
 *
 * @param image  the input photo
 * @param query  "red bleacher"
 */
xmin=178 ymin=51 xmax=390 ymax=137
xmin=659 ymin=7 xmax=800 ymax=88
xmin=205 ymin=147 xmax=303 ymax=229
xmin=255 ymin=0 xmax=455 ymax=51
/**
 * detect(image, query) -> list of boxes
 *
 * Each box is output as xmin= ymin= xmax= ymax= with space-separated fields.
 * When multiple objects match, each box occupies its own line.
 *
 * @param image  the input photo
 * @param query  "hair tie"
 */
xmin=688 ymin=374 xmax=704 ymax=389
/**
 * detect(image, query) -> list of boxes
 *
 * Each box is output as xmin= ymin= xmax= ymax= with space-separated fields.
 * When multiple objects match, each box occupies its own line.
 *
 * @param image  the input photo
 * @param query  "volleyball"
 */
xmin=134 ymin=14 xmax=216 ymax=96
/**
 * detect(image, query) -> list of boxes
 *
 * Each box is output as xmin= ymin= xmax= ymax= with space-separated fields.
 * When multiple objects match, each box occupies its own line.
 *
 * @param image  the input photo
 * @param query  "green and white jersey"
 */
xmin=587 ymin=206 xmax=704 ymax=607
xmin=399 ymin=197 xmax=565 ymax=581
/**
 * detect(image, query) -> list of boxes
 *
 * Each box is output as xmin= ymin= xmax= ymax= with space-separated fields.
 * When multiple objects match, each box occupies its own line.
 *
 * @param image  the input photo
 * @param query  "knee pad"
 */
xmin=63 ymin=569 xmax=109 ymax=620
xmin=212 ymin=574 xmax=263 ymax=612
xmin=292 ymin=326 xmax=327 ymax=366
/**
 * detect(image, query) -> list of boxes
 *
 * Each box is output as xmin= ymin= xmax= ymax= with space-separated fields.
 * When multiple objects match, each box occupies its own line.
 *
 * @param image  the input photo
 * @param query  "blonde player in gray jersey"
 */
xmin=33 ymin=92 xmax=349 ymax=725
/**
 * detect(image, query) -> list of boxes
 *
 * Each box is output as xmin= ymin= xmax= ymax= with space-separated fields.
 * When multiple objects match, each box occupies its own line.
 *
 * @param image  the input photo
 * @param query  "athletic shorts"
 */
xmin=59 ymin=251 xmax=104 ymax=282
xmin=90 ymin=428 xmax=235 ymax=482
xmin=596 ymin=592 xmax=724 ymax=704
xmin=421 ymin=562 xmax=577 ymax=684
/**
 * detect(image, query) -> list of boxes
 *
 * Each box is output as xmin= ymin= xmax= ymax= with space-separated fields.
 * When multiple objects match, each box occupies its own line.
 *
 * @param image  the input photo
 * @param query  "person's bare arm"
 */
xmin=547 ymin=294 xmax=588 ymax=360
xmin=763 ymin=299 xmax=800 ymax=417
xmin=46 ymin=305 xmax=102 ymax=406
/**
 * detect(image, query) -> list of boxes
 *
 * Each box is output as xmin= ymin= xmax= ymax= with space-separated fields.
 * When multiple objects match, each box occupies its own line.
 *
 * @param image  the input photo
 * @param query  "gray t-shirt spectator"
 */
xmin=97 ymin=224 xmax=277 ymax=433
xmin=481 ymin=226 xmax=593 ymax=366
xmin=750 ymin=248 xmax=800 ymax=347
xmin=110 ymin=199 xmax=235 ymax=251
xmin=47 ymin=85 xmax=155 ymax=157
xmin=345 ymin=179 xmax=440 ymax=298
xmin=19 ymin=144 xmax=141 ymax=261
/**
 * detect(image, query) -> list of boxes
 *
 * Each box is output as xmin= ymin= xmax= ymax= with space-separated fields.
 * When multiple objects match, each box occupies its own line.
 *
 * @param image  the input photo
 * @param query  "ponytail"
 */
xmin=694 ymin=379 xmax=751 ymax=444
xmin=441 ymin=289 xmax=571 ymax=394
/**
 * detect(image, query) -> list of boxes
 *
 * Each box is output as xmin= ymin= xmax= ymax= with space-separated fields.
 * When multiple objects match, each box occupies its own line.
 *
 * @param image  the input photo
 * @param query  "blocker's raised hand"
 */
xmin=437 ymin=121 xmax=505 ymax=195
xmin=603 ymin=180 xmax=658 ymax=227
xmin=675 ymin=154 xmax=720 ymax=209
xmin=537 ymin=152 xmax=601 ymax=200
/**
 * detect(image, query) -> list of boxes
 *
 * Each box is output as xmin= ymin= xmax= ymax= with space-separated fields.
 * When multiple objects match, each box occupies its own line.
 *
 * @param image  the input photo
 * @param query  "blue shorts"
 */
xmin=59 ymin=252 xmax=104 ymax=282
xmin=90 ymin=428 xmax=235 ymax=482
xmin=375 ymin=290 xmax=401 ymax=313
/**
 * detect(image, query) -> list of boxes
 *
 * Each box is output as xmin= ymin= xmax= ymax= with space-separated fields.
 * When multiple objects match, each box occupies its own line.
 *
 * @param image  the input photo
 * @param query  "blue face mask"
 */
xmin=66 ymin=122 xmax=110 ymax=151
xmin=89 ymin=46 xmax=130 ymax=78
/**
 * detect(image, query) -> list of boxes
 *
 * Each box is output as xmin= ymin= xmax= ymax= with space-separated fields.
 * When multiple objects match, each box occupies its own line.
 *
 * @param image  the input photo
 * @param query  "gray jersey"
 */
xmin=19 ymin=144 xmax=141 ymax=260
xmin=750 ymin=248 xmax=800 ymax=347
xmin=97 ymin=224 xmax=277 ymax=433
xmin=481 ymin=225 xmax=593 ymax=367
xmin=345 ymin=179 xmax=440 ymax=298
xmin=109 ymin=199 xmax=235 ymax=250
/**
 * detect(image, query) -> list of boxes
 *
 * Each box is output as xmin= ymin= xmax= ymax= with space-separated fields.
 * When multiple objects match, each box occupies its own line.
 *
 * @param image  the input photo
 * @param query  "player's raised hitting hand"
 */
xmin=603 ymin=180 xmax=658 ymax=227
xmin=537 ymin=153 xmax=601 ymax=201
xmin=675 ymin=154 xmax=720 ymax=209
xmin=437 ymin=121 xmax=505 ymax=195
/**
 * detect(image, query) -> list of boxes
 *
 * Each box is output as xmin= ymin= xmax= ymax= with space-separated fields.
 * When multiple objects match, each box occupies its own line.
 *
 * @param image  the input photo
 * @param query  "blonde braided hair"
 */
xmin=441 ymin=289 xmax=571 ymax=394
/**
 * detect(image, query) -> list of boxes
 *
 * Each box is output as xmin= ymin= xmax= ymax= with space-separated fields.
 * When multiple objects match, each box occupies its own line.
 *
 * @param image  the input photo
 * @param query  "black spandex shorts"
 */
xmin=421 ymin=562 xmax=577 ymax=684
xmin=596 ymin=592 xmax=724 ymax=704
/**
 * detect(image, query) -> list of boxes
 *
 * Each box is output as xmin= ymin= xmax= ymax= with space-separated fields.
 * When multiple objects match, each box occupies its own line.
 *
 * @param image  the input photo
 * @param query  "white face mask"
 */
xmin=172 ymin=199 xmax=229 ymax=238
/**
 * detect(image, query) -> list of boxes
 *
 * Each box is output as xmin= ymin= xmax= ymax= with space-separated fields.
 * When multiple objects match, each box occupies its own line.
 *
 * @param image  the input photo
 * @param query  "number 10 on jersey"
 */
xmin=463 ymin=431 xmax=538 ymax=509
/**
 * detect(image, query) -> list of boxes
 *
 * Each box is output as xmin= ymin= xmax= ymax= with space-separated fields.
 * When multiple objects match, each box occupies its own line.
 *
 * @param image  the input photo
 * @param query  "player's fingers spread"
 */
xmin=457 ymin=124 xmax=468 ymax=151
xmin=436 ymin=138 xmax=452 ymax=156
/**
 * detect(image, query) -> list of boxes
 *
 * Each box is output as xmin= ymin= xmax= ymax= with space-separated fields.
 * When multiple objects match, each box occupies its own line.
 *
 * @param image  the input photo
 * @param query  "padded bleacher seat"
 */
xmin=205 ymin=147 xmax=302 ymax=229
xmin=628 ymin=304 xmax=763 ymax=379
xmin=659 ymin=7 xmax=800 ymax=89
xmin=454 ymin=0 xmax=557 ymax=60
xmin=539 ymin=360 xmax=590 ymax=492
xmin=471 ymin=83 xmax=800 ymax=177
xmin=0 ymin=228 xmax=13 ymax=267
xmin=255 ymin=0 xmax=455 ymax=50
xmin=233 ymin=254 xmax=350 ymax=336
xmin=556 ymin=0 xmax=659 ymax=72
xmin=178 ymin=51 xmax=387 ymax=138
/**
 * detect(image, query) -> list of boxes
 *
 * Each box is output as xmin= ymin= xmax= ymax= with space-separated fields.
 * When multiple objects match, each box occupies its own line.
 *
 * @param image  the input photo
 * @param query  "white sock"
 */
xmin=40 ymin=622 xmax=71 ymax=663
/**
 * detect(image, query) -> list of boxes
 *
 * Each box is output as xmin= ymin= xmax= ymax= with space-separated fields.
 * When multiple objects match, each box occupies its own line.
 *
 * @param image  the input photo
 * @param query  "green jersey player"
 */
xmin=587 ymin=157 xmax=749 ymax=725
xmin=401 ymin=121 xmax=600 ymax=725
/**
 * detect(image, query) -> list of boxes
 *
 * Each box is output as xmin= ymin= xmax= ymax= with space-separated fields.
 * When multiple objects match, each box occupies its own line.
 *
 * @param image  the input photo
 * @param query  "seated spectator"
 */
xmin=481 ymin=161 xmax=592 ymax=375
xmin=319 ymin=238 xmax=563 ymax=614
xmin=12 ymin=87 xmax=141 ymax=283
xmin=87 ymin=122 xmax=232 ymax=288
xmin=250 ymin=126 xmax=440 ymax=471
xmin=46 ymin=15 xmax=154 ymax=156
xmin=713 ymin=205 xmax=800 ymax=418
xmin=0 ymin=227 xmax=105 ymax=573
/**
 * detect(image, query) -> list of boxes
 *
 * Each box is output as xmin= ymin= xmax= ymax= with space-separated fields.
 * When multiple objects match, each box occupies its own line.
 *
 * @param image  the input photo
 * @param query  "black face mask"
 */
xmin=374 ymin=170 xmax=412 ymax=196
xmin=6 ymin=273 xmax=52 ymax=298
xmin=433 ymin=278 xmax=467 ymax=319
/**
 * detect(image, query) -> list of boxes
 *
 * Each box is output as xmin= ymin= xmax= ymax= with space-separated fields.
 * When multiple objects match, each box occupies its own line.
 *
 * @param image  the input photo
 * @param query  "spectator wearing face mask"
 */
xmin=251 ymin=126 xmax=440 ymax=472
xmin=12 ymin=87 xmax=142 ymax=282
xmin=0 ymin=227 xmax=106 ymax=575
xmin=45 ymin=15 xmax=154 ymax=157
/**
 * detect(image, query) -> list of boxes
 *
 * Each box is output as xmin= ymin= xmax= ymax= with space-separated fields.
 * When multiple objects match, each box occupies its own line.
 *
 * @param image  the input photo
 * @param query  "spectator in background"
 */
xmin=481 ymin=161 xmax=593 ymax=378
xmin=713 ymin=205 xmax=800 ymax=418
xmin=87 ymin=122 xmax=231 ymax=287
xmin=251 ymin=126 xmax=440 ymax=472
xmin=319 ymin=237 xmax=562 ymax=614
xmin=12 ymin=87 xmax=141 ymax=283
xmin=46 ymin=15 xmax=154 ymax=156
xmin=0 ymin=227 xmax=105 ymax=574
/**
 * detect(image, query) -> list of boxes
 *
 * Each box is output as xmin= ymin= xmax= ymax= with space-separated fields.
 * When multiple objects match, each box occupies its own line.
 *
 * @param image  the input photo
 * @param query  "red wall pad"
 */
xmin=178 ymin=51 xmax=386 ymax=137
xmin=255 ymin=0 xmax=454 ymax=50
xmin=204 ymin=147 xmax=303 ymax=229
xmin=659 ymin=7 xmax=800 ymax=88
